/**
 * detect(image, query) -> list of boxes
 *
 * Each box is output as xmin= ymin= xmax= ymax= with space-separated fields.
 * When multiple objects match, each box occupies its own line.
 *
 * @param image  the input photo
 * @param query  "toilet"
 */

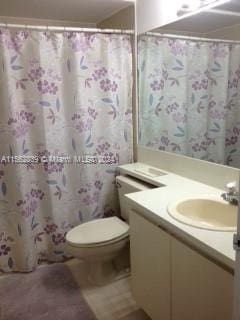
xmin=66 ymin=175 xmax=152 ymax=285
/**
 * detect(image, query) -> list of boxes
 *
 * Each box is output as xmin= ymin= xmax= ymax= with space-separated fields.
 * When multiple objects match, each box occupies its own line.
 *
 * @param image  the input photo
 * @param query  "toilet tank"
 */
xmin=116 ymin=175 xmax=155 ymax=222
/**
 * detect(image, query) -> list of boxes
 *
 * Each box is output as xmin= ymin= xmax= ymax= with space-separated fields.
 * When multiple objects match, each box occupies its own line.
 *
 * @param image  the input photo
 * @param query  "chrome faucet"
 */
xmin=221 ymin=182 xmax=239 ymax=206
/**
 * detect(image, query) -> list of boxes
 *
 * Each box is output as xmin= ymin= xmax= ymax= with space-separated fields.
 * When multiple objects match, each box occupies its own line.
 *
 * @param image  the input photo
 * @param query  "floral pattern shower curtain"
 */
xmin=0 ymin=29 xmax=133 ymax=272
xmin=138 ymin=35 xmax=240 ymax=167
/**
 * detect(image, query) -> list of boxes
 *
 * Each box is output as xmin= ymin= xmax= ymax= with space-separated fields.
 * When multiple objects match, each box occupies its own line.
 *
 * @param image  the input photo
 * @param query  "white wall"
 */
xmin=97 ymin=5 xmax=134 ymax=29
xmin=137 ymin=0 xmax=182 ymax=34
xmin=206 ymin=23 xmax=240 ymax=41
xmin=0 ymin=16 xmax=96 ymax=28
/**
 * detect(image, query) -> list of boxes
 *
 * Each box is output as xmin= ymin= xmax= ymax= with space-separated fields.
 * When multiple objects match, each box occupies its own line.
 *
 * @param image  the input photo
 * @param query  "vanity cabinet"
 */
xmin=172 ymin=238 xmax=233 ymax=320
xmin=130 ymin=210 xmax=234 ymax=320
xmin=130 ymin=210 xmax=171 ymax=320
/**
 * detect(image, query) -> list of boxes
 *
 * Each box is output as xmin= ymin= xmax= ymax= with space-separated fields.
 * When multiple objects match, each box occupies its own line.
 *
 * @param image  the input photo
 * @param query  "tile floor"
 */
xmin=65 ymin=259 xmax=151 ymax=320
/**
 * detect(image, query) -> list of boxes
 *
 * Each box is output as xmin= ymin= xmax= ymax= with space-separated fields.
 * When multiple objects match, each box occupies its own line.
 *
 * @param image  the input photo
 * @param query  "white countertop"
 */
xmin=119 ymin=162 xmax=236 ymax=271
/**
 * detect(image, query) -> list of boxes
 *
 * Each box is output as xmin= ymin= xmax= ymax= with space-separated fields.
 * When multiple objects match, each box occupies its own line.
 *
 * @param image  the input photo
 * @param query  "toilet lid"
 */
xmin=66 ymin=217 xmax=129 ymax=247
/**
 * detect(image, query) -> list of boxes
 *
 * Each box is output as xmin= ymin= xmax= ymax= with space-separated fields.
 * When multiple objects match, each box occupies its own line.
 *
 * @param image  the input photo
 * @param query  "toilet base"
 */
xmin=88 ymin=260 xmax=116 ymax=286
xmin=88 ymin=260 xmax=130 ymax=286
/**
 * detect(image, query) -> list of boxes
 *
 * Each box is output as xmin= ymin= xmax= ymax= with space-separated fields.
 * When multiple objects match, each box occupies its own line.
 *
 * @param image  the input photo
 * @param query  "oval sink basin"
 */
xmin=168 ymin=196 xmax=237 ymax=231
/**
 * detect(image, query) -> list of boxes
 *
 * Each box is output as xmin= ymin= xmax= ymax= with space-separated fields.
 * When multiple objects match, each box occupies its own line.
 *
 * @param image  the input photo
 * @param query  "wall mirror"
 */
xmin=138 ymin=0 xmax=240 ymax=168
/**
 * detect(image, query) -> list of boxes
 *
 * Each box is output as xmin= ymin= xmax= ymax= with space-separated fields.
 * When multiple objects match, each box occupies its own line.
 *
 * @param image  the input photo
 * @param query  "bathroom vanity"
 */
xmin=130 ymin=211 xmax=233 ymax=320
xmin=119 ymin=163 xmax=236 ymax=320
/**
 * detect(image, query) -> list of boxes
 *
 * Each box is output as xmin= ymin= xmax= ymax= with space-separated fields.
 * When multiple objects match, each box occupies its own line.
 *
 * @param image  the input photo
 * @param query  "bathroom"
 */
xmin=0 ymin=0 xmax=240 ymax=319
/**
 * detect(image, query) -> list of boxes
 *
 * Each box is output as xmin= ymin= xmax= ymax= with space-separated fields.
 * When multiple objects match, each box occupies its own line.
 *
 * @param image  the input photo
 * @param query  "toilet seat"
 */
xmin=66 ymin=217 xmax=129 ymax=248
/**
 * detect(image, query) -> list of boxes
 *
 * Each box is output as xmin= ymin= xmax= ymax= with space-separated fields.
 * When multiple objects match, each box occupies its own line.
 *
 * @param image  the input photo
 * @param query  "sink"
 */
xmin=167 ymin=196 xmax=237 ymax=231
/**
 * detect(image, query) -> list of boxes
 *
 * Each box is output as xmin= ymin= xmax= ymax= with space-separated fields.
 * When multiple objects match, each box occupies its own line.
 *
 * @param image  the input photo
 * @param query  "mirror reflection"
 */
xmin=138 ymin=29 xmax=240 ymax=168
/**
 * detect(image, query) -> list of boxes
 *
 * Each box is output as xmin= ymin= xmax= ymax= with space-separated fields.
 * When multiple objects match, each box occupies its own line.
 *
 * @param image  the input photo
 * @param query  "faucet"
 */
xmin=221 ymin=182 xmax=239 ymax=206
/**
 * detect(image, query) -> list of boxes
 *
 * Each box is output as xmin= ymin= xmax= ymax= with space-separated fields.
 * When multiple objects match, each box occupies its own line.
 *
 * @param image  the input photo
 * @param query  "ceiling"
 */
xmin=216 ymin=0 xmax=240 ymax=12
xmin=159 ymin=11 xmax=240 ymax=33
xmin=156 ymin=0 xmax=240 ymax=34
xmin=0 ymin=0 xmax=134 ymax=24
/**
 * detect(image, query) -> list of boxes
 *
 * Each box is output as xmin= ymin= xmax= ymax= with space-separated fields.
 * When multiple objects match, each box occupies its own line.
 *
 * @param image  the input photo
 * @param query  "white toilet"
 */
xmin=66 ymin=175 xmax=152 ymax=285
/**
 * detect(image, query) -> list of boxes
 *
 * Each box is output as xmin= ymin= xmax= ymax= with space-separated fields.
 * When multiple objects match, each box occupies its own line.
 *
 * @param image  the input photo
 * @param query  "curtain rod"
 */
xmin=145 ymin=32 xmax=240 ymax=45
xmin=0 ymin=23 xmax=134 ymax=35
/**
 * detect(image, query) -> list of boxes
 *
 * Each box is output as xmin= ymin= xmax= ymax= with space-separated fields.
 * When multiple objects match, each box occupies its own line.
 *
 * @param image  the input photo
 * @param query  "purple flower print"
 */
xmin=209 ymin=109 xmax=225 ymax=120
xmin=8 ymin=110 xmax=36 ymax=126
xmin=192 ymin=78 xmax=208 ymax=90
xmin=28 ymin=67 xmax=45 ymax=82
xmin=88 ymin=107 xmax=98 ymax=120
xmin=208 ymin=101 xmax=216 ymax=109
xmin=17 ymin=188 xmax=44 ymax=218
xmin=16 ymin=199 xmax=26 ymax=207
xmin=192 ymin=81 xmax=202 ymax=90
xmin=226 ymin=136 xmax=238 ymax=146
xmin=78 ymin=188 xmax=88 ymax=194
xmin=96 ymin=142 xmax=110 ymax=155
xmin=111 ymin=81 xmax=118 ymax=92
xmin=150 ymin=79 xmax=164 ymax=91
xmin=166 ymin=102 xmax=179 ymax=114
xmin=30 ymin=189 xmax=45 ymax=200
xmin=0 ymin=232 xmax=14 ymax=243
xmin=44 ymin=161 xmax=64 ymax=174
xmin=37 ymin=80 xmax=48 ymax=94
xmin=162 ymin=69 xmax=169 ymax=80
xmin=0 ymin=29 xmax=29 ymax=53
xmin=7 ymin=117 xmax=17 ymax=125
xmin=159 ymin=146 xmax=166 ymax=151
xmin=92 ymin=67 xmax=107 ymax=81
xmin=172 ymin=112 xmax=187 ymax=123
xmin=0 ymin=245 xmax=11 ymax=256
xmin=72 ymin=113 xmax=81 ymax=120
xmin=52 ymin=233 xmax=66 ymax=245
xmin=8 ymin=110 xmax=36 ymax=138
xmin=211 ymin=45 xmax=228 ymax=59
xmin=104 ymin=208 xmax=115 ymax=218
xmin=100 ymin=152 xmax=119 ymax=164
xmin=235 ymin=68 xmax=240 ymax=79
xmin=201 ymin=79 xmax=208 ymax=90
xmin=99 ymin=79 xmax=118 ymax=92
xmin=233 ymin=127 xmax=240 ymax=136
xmin=13 ymin=126 xmax=29 ymax=139
xmin=37 ymin=80 xmax=58 ymax=95
xmin=69 ymin=34 xmax=92 ymax=53
xmin=82 ymin=191 xmax=99 ymax=206
xmin=168 ymin=39 xmax=188 ymax=56
xmin=0 ymin=170 xmax=4 ymax=179
xmin=75 ymin=118 xmax=93 ymax=133
xmin=228 ymin=78 xmax=238 ymax=89
xmin=100 ymin=79 xmax=111 ymax=92
xmin=44 ymin=223 xmax=58 ymax=234
xmin=161 ymin=136 xmax=170 ymax=146
xmin=19 ymin=110 xmax=36 ymax=124
xmin=37 ymin=150 xmax=64 ymax=174
xmin=94 ymin=180 xmax=103 ymax=190
xmin=192 ymin=134 xmax=216 ymax=152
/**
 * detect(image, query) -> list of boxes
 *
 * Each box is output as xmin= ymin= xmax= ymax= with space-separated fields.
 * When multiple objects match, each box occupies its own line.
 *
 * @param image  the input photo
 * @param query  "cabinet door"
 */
xmin=172 ymin=238 xmax=234 ymax=320
xmin=130 ymin=210 xmax=171 ymax=320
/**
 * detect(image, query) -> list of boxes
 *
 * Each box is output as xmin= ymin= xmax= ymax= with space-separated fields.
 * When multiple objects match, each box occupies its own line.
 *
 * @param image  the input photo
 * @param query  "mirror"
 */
xmin=138 ymin=1 xmax=240 ymax=168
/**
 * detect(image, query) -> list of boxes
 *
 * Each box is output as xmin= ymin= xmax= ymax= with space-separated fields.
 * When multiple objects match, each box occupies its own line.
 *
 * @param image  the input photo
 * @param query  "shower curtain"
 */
xmin=138 ymin=35 xmax=240 ymax=167
xmin=0 ymin=29 xmax=133 ymax=272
